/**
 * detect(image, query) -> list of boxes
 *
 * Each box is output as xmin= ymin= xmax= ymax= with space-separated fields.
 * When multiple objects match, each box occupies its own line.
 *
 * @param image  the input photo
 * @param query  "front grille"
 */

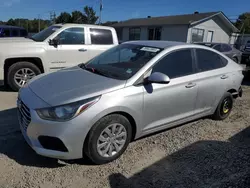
xmin=17 ymin=99 xmax=31 ymax=131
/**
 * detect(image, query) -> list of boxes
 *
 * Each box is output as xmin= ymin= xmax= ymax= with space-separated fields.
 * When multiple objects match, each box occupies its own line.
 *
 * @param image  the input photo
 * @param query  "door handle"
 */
xmin=220 ymin=75 xmax=228 ymax=79
xmin=78 ymin=48 xmax=87 ymax=52
xmin=185 ymin=83 xmax=196 ymax=88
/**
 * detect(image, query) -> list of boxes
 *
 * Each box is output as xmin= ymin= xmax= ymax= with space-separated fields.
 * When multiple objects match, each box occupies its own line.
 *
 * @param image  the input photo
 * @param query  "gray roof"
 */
xmin=112 ymin=12 xmax=219 ymax=27
xmin=123 ymin=40 xmax=186 ymax=49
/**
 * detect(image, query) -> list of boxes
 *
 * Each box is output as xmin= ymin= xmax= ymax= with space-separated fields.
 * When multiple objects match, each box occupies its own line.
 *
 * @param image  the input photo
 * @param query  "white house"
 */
xmin=112 ymin=11 xmax=239 ymax=44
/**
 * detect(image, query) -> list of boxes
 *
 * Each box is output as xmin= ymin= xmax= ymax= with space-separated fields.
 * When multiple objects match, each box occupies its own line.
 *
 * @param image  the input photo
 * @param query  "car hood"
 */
xmin=28 ymin=66 xmax=126 ymax=106
xmin=0 ymin=37 xmax=34 ymax=43
xmin=0 ymin=38 xmax=45 ymax=56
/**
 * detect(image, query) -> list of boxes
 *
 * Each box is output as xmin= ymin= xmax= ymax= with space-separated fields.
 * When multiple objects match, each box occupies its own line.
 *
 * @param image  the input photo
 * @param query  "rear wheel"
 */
xmin=7 ymin=62 xmax=41 ymax=91
xmin=84 ymin=114 xmax=132 ymax=164
xmin=212 ymin=92 xmax=233 ymax=120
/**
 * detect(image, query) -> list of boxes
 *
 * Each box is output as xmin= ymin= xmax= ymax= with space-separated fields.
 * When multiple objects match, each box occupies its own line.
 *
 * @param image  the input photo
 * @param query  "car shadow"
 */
xmin=0 ymin=107 xmax=109 ymax=167
xmin=0 ymin=108 xmax=67 ymax=168
xmin=0 ymin=86 xmax=13 ymax=92
xmin=109 ymin=126 xmax=250 ymax=188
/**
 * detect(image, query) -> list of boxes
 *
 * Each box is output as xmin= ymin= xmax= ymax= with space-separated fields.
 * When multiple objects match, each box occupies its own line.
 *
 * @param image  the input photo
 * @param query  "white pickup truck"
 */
xmin=0 ymin=24 xmax=118 ymax=91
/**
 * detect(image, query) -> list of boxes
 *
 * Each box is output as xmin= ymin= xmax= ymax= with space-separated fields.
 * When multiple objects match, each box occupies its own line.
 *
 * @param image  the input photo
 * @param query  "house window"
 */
xmin=129 ymin=28 xmax=140 ymax=40
xmin=148 ymin=27 xmax=162 ymax=40
xmin=191 ymin=28 xmax=204 ymax=42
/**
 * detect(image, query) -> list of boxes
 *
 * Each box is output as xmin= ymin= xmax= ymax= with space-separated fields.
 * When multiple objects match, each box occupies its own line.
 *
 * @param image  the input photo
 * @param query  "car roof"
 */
xmin=53 ymin=23 xmax=115 ymax=30
xmin=0 ymin=25 xmax=26 ymax=29
xmin=123 ymin=40 xmax=186 ymax=49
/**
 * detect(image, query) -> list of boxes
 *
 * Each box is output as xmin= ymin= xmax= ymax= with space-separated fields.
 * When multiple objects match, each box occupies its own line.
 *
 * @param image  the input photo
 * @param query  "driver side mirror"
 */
xmin=49 ymin=39 xmax=59 ymax=47
xmin=146 ymin=72 xmax=170 ymax=84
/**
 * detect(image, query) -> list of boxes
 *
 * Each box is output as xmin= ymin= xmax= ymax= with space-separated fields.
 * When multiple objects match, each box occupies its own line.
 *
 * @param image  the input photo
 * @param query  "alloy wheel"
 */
xmin=97 ymin=123 xmax=127 ymax=158
xmin=14 ymin=68 xmax=36 ymax=87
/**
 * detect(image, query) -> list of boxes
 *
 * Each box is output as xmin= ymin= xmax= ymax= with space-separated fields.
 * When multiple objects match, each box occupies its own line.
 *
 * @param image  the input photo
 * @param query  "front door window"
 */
xmin=56 ymin=27 xmax=85 ymax=45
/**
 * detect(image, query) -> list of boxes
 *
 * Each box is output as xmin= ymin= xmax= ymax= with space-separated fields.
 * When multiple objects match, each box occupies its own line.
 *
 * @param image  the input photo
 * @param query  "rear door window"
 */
xmin=195 ymin=49 xmax=227 ymax=72
xmin=90 ymin=28 xmax=113 ymax=45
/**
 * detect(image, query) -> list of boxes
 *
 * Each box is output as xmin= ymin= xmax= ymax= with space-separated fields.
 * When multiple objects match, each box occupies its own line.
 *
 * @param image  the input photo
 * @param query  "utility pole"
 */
xmin=26 ymin=20 xmax=29 ymax=33
xmin=50 ymin=11 xmax=56 ymax=24
xmin=99 ymin=0 xmax=103 ymax=24
xmin=53 ymin=12 xmax=56 ymax=24
xmin=38 ymin=14 xmax=41 ymax=32
xmin=240 ymin=22 xmax=245 ymax=46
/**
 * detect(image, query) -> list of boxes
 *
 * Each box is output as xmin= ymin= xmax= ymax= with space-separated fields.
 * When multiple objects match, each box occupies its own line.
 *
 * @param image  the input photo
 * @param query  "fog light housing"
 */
xmin=38 ymin=136 xmax=68 ymax=152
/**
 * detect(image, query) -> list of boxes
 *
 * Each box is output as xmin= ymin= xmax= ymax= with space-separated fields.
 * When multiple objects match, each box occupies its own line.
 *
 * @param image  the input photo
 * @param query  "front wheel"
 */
xmin=84 ymin=114 xmax=132 ymax=164
xmin=7 ymin=62 xmax=41 ymax=91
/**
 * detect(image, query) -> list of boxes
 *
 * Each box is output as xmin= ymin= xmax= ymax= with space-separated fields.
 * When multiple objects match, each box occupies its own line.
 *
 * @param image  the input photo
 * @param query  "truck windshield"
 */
xmin=31 ymin=25 xmax=62 ymax=42
xmin=80 ymin=43 xmax=163 ymax=80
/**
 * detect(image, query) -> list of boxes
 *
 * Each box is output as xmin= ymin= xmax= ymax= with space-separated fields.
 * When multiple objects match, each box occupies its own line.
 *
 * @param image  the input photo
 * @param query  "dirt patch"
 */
xmin=0 ymin=88 xmax=250 ymax=188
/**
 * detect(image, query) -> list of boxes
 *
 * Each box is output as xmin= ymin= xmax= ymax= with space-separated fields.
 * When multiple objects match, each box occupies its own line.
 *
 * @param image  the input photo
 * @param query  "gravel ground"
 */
xmin=0 ymin=83 xmax=250 ymax=188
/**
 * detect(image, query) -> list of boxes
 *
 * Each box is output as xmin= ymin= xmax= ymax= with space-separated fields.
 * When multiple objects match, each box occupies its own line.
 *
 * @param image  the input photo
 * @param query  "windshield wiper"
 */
xmin=79 ymin=63 xmax=87 ymax=69
xmin=79 ymin=64 xmax=110 ymax=77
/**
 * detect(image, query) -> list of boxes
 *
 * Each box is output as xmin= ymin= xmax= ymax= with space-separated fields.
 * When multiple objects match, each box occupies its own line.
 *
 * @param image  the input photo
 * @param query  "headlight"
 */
xmin=36 ymin=96 xmax=100 ymax=121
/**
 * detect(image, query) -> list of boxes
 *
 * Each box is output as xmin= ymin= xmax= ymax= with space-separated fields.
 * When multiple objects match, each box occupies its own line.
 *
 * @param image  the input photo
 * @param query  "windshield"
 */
xmin=31 ymin=25 xmax=62 ymax=42
xmin=81 ymin=43 xmax=163 ymax=80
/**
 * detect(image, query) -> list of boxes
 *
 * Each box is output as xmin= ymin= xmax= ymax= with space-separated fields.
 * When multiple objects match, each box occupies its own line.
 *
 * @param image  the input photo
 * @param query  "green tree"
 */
xmin=6 ymin=19 xmax=16 ymax=26
xmin=56 ymin=12 xmax=72 ymax=24
xmin=71 ymin=11 xmax=84 ymax=23
xmin=0 ymin=18 xmax=50 ymax=33
xmin=234 ymin=13 xmax=250 ymax=34
xmin=82 ymin=6 xmax=99 ymax=24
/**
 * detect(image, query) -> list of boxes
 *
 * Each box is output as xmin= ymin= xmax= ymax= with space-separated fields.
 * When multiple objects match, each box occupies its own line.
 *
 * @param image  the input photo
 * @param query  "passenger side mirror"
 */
xmin=49 ymin=39 xmax=59 ymax=47
xmin=146 ymin=72 xmax=170 ymax=84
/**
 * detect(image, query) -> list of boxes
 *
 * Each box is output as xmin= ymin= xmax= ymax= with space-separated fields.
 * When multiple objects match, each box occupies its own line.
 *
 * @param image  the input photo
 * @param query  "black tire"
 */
xmin=7 ymin=61 xmax=41 ymax=91
xmin=84 ymin=114 xmax=132 ymax=164
xmin=212 ymin=92 xmax=233 ymax=120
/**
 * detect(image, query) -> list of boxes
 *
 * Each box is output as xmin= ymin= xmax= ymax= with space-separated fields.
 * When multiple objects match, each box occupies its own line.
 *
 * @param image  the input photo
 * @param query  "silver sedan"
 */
xmin=18 ymin=41 xmax=244 ymax=164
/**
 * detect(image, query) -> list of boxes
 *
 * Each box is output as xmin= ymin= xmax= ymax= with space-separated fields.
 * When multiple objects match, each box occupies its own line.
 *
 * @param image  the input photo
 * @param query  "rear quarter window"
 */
xmin=195 ymin=49 xmax=228 ymax=72
xmin=90 ymin=28 xmax=113 ymax=45
xmin=221 ymin=44 xmax=232 ymax=52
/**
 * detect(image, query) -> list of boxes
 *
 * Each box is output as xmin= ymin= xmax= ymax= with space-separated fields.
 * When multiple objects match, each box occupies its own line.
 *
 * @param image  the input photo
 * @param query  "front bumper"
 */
xmin=18 ymin=87 xmax=92 ymax=160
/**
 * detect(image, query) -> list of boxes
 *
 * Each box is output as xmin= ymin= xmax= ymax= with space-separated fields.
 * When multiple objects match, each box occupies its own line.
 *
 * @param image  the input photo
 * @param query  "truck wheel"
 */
xmin=7 ymin=62 xmax=41 ymax=91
